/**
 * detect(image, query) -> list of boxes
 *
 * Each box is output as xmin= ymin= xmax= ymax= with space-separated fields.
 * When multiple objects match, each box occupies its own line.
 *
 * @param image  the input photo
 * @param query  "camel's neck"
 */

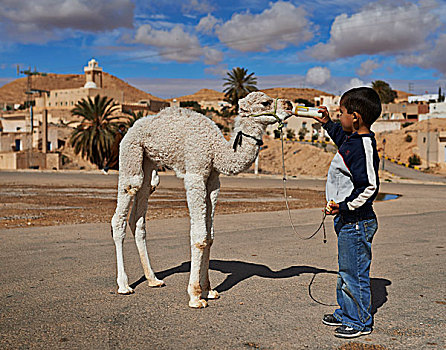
xmin=213 ymin=117 xmax=265 ymax=175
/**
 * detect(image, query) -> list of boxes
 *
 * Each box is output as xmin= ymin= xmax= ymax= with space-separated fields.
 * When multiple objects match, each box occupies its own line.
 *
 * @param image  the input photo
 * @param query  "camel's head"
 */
xmin=238 ymin=91 xmax=293 ymax=125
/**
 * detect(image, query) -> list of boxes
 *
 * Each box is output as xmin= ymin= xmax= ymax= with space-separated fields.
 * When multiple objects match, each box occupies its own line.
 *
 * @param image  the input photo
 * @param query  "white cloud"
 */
xmin=134 ymin=24 xmax=203 ymax=63
xmin=307 ymin=2 xmax=441 ymax=60
xmin=0 ymin=0 xmax=134 ymax=43
xmin=126 ymin=77 xmax=224 ymax=99
xmin=204 ymin=64 xmax=228 ymax=77
xmin=203 ymin=47 xmax=223 ymax=65
xmin=196 ymin=14 xmax=220 ymax=34
xmin=398 ymin=33 xmax=446 ymax=76
xmin=215 ymin=1 xmax=314 ymax=52
xmin=357 ymin=59 xmax=380 ymax=76
xmin=344 ymin=78 xmax=366 ymax=91
xmin=305 ymin=67 xmax=331 ymax=86
xmin=181 ymin=0 xmax=214 ymax=15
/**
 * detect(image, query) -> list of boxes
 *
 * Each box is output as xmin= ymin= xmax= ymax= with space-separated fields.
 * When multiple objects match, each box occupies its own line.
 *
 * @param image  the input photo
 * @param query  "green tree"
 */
xmin=223 ymin=67 xmax=258 ymax=111
xmin=69 ymin=95 xmax=121 ymax=168
xmin=438 ymin=87 xmax=445 ymax=102
xmin=124 ymin=110 xmax=147 ymax=129
xmin=372 ymin=80 xmax=397 ymax=104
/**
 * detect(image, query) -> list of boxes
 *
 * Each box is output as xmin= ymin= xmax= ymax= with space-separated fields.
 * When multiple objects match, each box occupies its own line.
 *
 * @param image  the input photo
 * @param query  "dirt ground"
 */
xmin=258 ymin=138 xmax=333 ymax=177
xmin=0 ymin=182 xmax=325 ymax=229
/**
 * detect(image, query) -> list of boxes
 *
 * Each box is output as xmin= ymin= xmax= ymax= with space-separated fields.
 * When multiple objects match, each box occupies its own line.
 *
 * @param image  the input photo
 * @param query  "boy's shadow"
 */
xmin=130 ymin=259 xmax=390 ymax=315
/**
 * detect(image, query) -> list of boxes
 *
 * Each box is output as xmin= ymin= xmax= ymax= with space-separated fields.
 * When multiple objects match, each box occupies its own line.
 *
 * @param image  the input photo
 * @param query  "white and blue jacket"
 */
xmin=323 ymin=120 xmax=380 ymax=223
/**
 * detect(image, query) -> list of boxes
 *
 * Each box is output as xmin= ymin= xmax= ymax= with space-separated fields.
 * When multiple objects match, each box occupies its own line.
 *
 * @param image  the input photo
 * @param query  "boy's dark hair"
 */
xmin=340 ymin=87 xmax=382 ymax=127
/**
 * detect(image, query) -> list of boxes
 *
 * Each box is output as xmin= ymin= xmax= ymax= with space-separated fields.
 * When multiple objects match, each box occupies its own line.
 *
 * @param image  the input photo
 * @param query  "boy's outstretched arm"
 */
xmin=318 ymin=106 xmax=347 ymax=148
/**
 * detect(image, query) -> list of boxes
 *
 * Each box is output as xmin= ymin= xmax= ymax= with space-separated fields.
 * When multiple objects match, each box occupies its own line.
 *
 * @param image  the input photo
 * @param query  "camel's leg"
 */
xmin=201 ymin=170 xmax=220 ymax=300
xmin=129 ymin=159 xmax=164 ymax=288
xmin=112 ymin=189 xmax=135 ymax=294
xmin=184 ymin=173 xmax=211 ymax=308
xmin=111 ymin=135 xmax=144 ymax=294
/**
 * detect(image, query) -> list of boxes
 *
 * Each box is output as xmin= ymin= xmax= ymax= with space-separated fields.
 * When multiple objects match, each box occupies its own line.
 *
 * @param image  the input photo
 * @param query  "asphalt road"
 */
xmin=382 ymin=160 xmax=446 ymax=184
xmin=0 ymin=172 xmax=445 ymax=349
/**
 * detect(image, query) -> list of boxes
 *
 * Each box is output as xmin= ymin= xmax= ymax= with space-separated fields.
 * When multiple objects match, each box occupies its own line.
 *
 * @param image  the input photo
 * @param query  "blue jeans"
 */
xmin=333 ymin=216 xmax=378 ymax=331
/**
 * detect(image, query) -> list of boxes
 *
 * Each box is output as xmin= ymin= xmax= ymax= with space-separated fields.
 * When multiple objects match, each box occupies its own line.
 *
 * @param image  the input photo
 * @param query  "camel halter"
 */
xmin=249 ymin=98 xmax=284 ymax=129
xmin=233 ymin=98 xmax=282 ymax=152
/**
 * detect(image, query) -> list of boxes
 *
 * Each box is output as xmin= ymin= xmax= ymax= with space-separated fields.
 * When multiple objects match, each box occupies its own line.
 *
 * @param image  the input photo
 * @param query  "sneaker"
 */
xmin=322 ymin=314 xmax=342 ymax=326
xmin=334 ymin=325 xmax=372 ymax=338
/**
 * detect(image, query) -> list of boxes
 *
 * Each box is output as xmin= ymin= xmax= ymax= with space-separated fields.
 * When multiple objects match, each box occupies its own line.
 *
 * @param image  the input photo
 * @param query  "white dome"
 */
xmin=83 ymin=81 xmax=97 ymax=89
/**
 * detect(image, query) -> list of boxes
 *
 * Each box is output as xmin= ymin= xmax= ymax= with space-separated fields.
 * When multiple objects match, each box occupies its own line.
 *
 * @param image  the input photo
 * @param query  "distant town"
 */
xmin=0 ymin=59 xmax=445 ymax=173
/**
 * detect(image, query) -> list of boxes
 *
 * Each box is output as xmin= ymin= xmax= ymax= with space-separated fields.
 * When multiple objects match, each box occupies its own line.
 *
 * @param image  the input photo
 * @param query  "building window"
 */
xmin=48 ymin=102 xmax=51 ymax=106
xmin=423 ymin=137 xmax=426 ymax=143
xmin=14 ymin=139 xmax=21 ymax=151
xmin=55 ymin=93 xmax=58 ymax=97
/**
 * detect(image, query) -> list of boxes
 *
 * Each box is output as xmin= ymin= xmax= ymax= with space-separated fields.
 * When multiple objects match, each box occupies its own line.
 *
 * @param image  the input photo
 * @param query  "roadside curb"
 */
xmin=383 ymin=156 xmax=421 ymax=170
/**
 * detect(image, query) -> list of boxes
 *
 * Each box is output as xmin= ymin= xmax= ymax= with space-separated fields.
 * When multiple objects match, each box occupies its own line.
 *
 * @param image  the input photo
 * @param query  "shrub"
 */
xmin=408 ymin=154 xmax=421 ymax=165
xmin=298 ymin=127 xmax=308 ymax=141
xmin=286 ymin=129 xmax=295 ymax=140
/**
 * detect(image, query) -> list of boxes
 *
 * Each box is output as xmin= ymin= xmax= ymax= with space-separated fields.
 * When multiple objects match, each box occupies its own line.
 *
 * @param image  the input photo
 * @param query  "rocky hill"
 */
xmin=260 ymin=87 xmax=333 ymax=102
xmin=0 ymin=72 xmax=164 ymax=105
xmin=172 ymin=87 xmax=332 ymax=103
xmin=394 ymin=89 xmax=414 ymax=102
xmin=169 ymin=88 xmax=225 ymax=102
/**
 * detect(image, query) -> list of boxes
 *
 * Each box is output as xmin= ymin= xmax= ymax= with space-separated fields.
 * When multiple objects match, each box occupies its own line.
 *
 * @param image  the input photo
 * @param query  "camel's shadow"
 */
xmin=130 ymin=259 xmax=391 ymax=315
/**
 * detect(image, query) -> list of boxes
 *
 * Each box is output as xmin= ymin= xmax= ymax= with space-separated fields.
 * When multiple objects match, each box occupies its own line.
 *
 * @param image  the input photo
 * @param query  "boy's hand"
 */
xmin=325 ymin=201 xmax=339 ymax=215
xmin=314 ymin=106 xmax=331 ymax=125
xmin=286 ymin=106 xmax=331 ymax=125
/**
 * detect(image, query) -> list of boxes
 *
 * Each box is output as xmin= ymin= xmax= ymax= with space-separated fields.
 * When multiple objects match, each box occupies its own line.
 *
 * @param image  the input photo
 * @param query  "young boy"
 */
xmin=306 ymin=87 xmax=382 ymax=338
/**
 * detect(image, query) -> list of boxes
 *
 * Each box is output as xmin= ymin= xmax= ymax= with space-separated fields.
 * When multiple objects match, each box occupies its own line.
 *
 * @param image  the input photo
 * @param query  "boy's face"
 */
xmin=339 ymin=105 xmax=354 ymax=133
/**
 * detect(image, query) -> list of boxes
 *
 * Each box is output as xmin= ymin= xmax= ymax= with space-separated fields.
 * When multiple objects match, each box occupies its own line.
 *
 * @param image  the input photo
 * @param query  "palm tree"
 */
xmin=124 ymin=110 xmax=147 ymax=129
xmin=69 ymin=95 xmax=121 ymax=168
xmin=223 ymin=67 xmax=258 ymax=111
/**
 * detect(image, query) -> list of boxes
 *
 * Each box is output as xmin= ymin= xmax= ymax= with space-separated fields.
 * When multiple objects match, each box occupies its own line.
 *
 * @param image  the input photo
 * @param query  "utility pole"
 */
xmin=18 ymin=66 xmax=47 ymax=146
xmin=426 ymin=115 xmax=430 ymax=169
xmin=382 ymin=138 xmax=386 ymax=171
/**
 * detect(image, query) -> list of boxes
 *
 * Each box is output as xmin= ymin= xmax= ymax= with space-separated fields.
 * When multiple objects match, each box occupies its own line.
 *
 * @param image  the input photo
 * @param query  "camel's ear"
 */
xmin=238 ymin=96 xmax=250 ymax=116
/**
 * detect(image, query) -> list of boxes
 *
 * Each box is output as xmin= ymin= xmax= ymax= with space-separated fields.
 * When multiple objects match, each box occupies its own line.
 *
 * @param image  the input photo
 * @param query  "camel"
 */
xmin=111 ymin=91 xmax=292 ymax=308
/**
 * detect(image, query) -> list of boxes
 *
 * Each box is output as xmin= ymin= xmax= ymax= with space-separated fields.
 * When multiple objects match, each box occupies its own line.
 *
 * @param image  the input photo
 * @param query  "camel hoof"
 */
xmin=118 ymin=286 xmax=134 ymax=295
xmin=148 ymin=278 xmax=165 ymax=287
xmin=189 ymin=299 xmax=208 ymax=308
xmin=207 ymin=290 xmax=219 ymax=299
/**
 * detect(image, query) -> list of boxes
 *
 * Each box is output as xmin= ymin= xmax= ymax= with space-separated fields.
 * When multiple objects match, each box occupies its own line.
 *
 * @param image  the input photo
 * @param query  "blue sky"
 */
xmin=0 ymin=0 xmax=445 ymax=99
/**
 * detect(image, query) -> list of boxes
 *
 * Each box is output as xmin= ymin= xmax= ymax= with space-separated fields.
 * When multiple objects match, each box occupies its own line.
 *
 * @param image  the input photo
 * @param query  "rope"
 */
xmin=279 ymin=125 xmax=328 ymax=243
xmin=308 ymin=273 xmax=337 ymax=307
